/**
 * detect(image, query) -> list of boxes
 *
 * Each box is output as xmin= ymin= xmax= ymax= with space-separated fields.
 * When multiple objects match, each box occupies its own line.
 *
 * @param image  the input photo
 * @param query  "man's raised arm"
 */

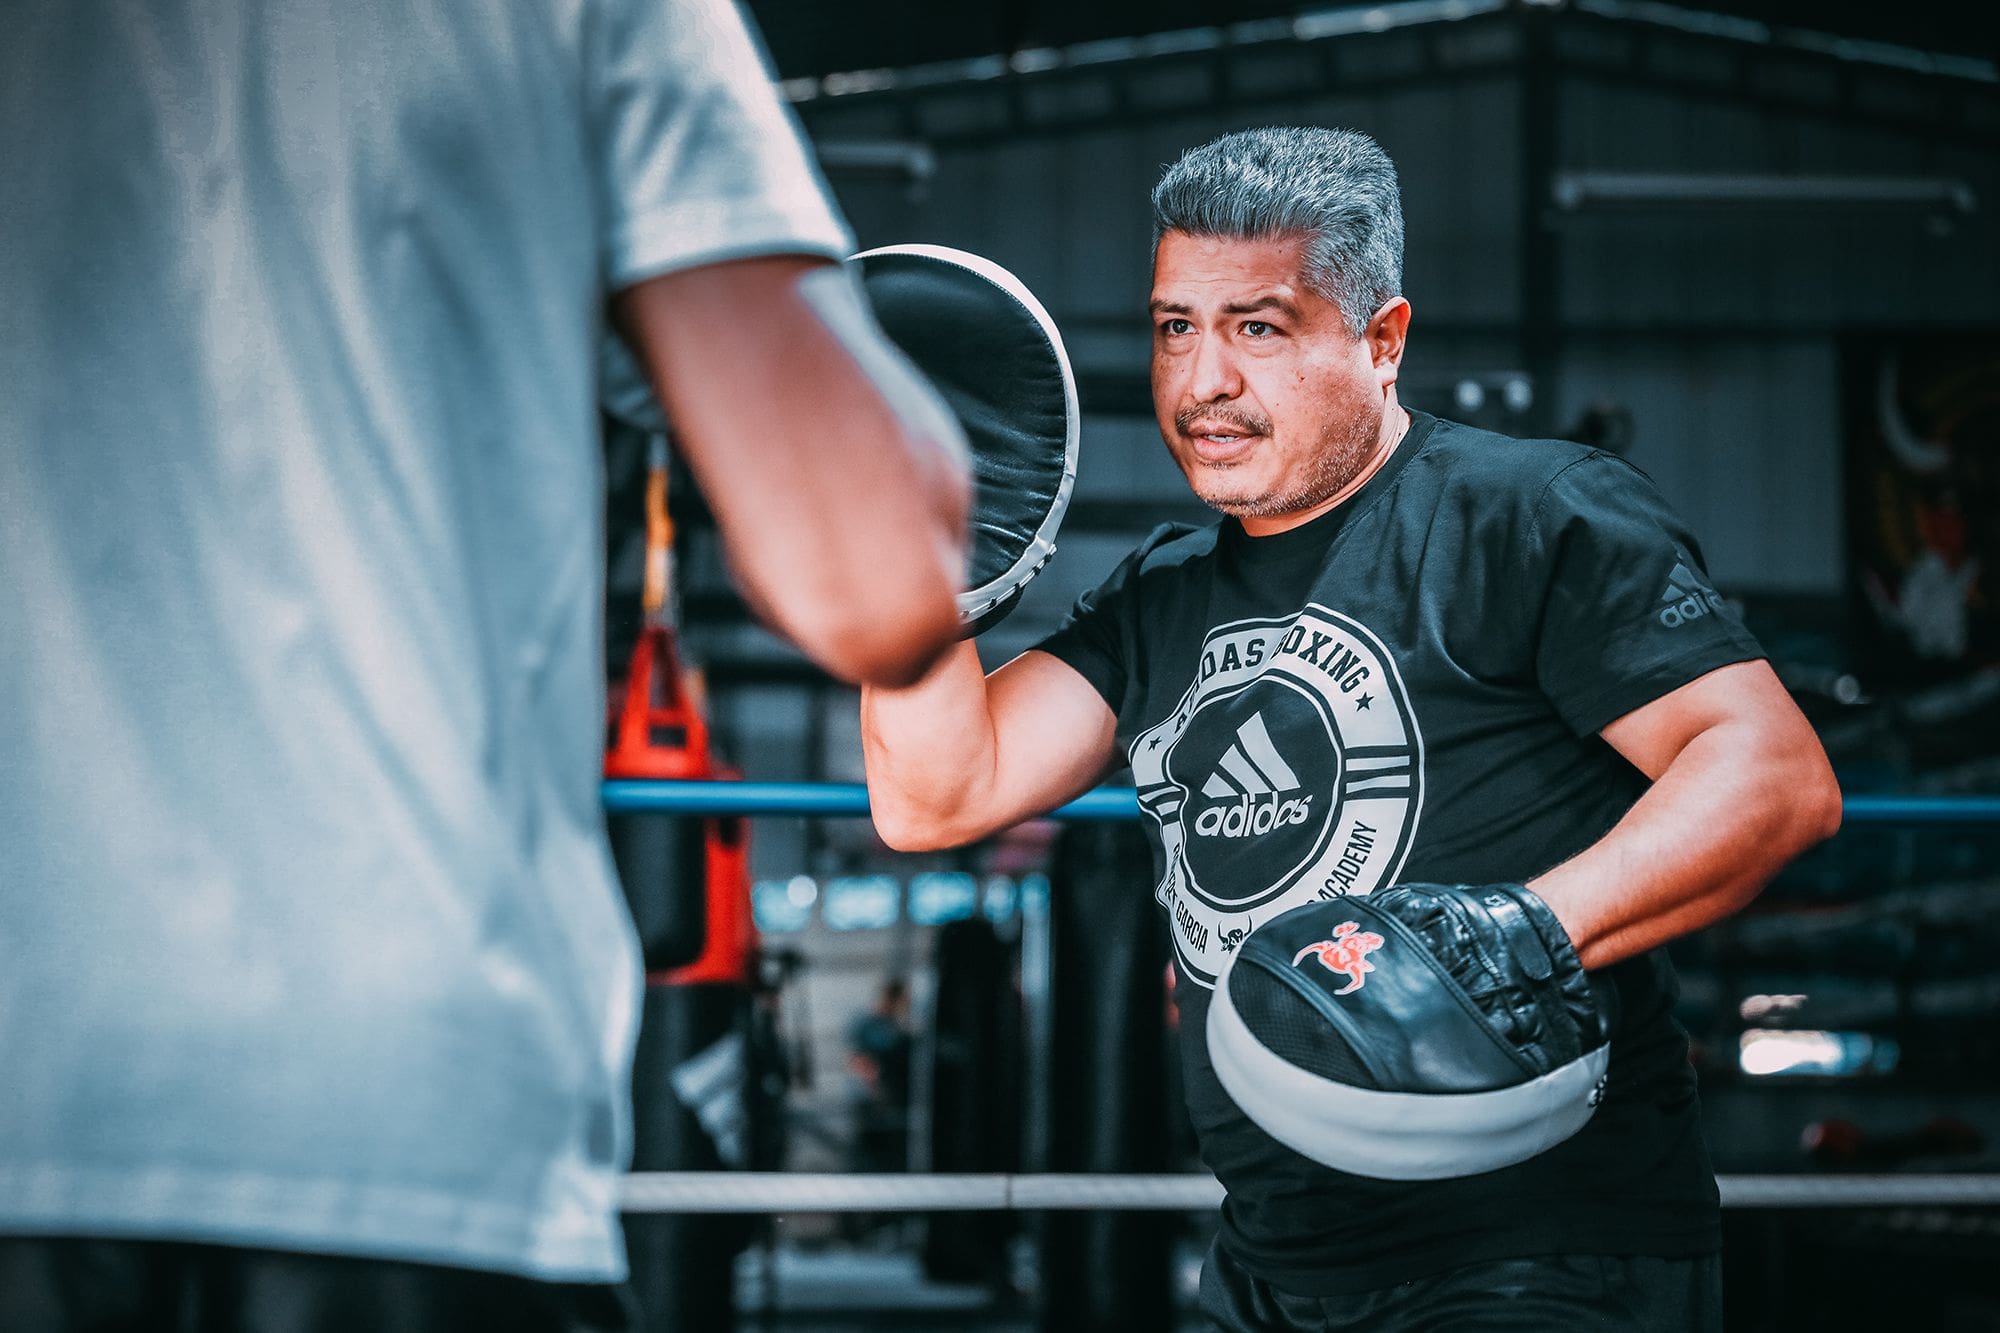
xmin=862 ymin=646 xmax=1118 ymax=851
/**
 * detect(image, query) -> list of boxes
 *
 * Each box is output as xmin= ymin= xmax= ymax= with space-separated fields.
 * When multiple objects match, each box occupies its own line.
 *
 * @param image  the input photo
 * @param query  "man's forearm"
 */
xmin=861 ymin=641 xmax=996 ymax=850
xmin=1528 ymin=721 xmax=1842 ymax=968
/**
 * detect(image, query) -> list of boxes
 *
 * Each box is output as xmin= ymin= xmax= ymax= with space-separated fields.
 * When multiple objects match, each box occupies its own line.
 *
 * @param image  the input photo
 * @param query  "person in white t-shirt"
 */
xmin=0 ymin=0 xmax=967 ymax=1327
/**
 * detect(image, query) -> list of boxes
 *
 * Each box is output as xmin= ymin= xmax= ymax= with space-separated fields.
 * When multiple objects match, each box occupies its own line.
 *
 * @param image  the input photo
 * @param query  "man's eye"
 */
xmin=1243 ymin=320 xmax=1274 ymax=337
xmin=1160 ymin=318 xmax=1193 ymax=336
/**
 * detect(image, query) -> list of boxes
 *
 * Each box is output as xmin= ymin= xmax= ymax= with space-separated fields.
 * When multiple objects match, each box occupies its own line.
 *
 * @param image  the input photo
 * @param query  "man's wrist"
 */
xmin=1523 ymin=866 xmax=1609 ymax=962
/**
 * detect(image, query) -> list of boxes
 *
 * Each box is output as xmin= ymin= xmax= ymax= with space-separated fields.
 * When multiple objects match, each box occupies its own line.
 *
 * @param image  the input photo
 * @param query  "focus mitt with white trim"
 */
xmin=1207 ymin=882 xmax=1616 ymax=1180
xmin=849 ymin=244 xmax=1078 ymax=636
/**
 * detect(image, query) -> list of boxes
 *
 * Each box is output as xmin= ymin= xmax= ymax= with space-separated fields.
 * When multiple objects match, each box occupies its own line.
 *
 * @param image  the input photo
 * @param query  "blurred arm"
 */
xmin=615 ymin=255 xmax=970 ymax=686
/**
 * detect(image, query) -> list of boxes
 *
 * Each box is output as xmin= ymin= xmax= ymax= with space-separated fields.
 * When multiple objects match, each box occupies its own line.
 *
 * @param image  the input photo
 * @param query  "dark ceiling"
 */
xmin=744 ymin=0 xmax=1998 ymax=81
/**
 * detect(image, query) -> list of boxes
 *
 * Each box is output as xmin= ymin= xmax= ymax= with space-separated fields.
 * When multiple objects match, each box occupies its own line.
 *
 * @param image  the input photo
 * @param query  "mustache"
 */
xmin=1176 ymin=405 xmax=1271 ymax=436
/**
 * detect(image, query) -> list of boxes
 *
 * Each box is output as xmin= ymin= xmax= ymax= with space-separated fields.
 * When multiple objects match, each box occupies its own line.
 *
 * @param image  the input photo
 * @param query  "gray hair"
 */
xmin=1152 ymin=127 xmax=1404 ymax=337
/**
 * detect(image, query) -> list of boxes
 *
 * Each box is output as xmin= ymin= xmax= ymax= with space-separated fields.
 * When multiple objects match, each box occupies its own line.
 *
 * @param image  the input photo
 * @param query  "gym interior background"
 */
xmin=599 ymin=1 xmax=2000 ymax=1329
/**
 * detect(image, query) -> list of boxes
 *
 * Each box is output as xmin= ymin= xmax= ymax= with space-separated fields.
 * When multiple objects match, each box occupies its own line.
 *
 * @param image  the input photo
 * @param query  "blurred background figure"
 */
xmin=848 ymin=978 xmax=917 ymax=1162
xmin=842 ymin=979 xmax=914 ymax=1245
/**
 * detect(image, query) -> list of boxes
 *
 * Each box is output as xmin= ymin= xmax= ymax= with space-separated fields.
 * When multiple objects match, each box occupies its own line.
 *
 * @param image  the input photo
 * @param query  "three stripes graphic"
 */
xmin=1198 ymin=712 xmax=1411 ymax=802
xmin=1200 ymin=712 xmax=1298 ymax=797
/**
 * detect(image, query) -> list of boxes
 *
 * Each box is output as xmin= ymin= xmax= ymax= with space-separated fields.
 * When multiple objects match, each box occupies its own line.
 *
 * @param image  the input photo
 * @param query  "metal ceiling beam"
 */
xmin=1549 ymin=172 xmax=1979 ymax=215
xmin=791 ymin=4 xmax=2000 ymax=150
xmin=796 ymin=10 xmax=1506 ymax=149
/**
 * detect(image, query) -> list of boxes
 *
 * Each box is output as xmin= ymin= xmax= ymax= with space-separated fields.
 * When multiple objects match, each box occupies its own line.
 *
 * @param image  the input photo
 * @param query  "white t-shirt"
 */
xmin=0 ymin=0 xmax=849 ymax=1282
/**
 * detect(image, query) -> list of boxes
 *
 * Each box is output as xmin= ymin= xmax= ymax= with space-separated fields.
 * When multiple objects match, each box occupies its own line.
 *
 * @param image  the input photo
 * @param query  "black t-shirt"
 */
xmin=1034 ymin=411 xmax=1764 ymax=1292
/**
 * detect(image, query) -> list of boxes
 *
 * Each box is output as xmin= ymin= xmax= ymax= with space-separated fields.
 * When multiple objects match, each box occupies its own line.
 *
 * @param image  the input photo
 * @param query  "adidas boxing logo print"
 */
xmin=1133 ymin=606 xmax=1424 ymax=988
xmin=1658 ymin=560 xmax=1726 ymax=629
xmin=1193 ymin=713 xmax=1314 ymax=839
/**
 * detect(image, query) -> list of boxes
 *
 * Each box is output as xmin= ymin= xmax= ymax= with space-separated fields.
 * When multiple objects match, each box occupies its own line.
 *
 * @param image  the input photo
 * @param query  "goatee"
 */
xmin=1205 ymin=401 xmax=1386 ymax=519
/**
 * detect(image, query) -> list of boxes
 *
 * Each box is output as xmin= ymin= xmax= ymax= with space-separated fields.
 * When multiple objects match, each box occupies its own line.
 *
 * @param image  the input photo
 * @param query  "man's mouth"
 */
xmin=1185 ymin=425 xmax=1261 ymax=464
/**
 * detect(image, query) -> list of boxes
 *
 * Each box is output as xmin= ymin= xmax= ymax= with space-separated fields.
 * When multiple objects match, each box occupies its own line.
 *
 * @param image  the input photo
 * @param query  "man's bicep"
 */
xmin=983 ymin=649 xmax=1121 ymax=822
xmin=615 ymin=255 xmax=952 ymax=489
xmin=612 ymin=252 xmax=834 ymax=428
xmin=1598 ymin=659 xmax=1798 ymax=780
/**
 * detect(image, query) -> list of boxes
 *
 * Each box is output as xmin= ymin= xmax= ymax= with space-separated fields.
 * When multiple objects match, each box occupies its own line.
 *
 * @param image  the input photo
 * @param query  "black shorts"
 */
xmin=1198 ymin=1240 xmax=1721 ymax=1332
xmin=0 ymin=1236 xmax=633 ymax=1333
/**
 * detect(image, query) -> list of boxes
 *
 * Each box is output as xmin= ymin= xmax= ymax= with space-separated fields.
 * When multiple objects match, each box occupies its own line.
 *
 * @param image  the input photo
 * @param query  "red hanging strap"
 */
xmin=606 ymin=440 xmax=711 ymax=780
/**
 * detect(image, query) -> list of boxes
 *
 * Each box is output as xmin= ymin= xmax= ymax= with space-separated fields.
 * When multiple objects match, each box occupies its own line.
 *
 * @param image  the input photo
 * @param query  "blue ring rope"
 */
xmin=603 ymin=781 xmax=2000 ymax=826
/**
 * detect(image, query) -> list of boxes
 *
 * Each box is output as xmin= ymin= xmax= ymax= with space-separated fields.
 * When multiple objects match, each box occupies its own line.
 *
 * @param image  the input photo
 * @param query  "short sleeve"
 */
xmin=1531 ymin=455 xmax=1765 ymax=736
xmin=587 ymin=0 xmax=853 ymax=290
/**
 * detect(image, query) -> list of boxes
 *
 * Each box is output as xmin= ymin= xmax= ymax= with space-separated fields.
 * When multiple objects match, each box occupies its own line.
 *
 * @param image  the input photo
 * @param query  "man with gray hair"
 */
xmin=860 ymin=125 xmax=1840 ymax=1326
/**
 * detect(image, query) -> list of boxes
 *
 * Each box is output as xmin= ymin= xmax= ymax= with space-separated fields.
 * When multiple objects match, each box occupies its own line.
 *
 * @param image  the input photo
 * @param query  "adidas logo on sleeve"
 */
xmin=1194 ymin=712 xmax=1315 ymax=838
xmin=1657 ymin=561 xmax=1726 ymax=629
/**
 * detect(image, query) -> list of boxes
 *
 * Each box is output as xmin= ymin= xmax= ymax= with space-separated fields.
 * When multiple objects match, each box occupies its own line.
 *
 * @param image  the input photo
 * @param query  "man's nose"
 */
xmin=1187 ymin=332 xmax=1241 ymax=403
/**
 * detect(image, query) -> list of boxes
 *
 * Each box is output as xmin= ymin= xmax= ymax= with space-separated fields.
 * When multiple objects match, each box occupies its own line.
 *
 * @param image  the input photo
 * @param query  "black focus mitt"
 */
xmin=849 ymin=244 xmax=1078 ymax=635
xmin=600 ymin=246 xmax=1079 ymax=636
xmin=1208 ymin=882 xmax=1616 ymax=1180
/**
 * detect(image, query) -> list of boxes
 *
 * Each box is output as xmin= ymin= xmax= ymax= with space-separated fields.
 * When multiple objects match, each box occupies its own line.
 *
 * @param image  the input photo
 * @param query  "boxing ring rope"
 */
xmin=620 ymin=1171 xmax=2000 ymax=1213
xmin=603 ymin=781 xmax=2000 ymax=826
xmin=607 ymin=780 xmax=2000 ymax=1217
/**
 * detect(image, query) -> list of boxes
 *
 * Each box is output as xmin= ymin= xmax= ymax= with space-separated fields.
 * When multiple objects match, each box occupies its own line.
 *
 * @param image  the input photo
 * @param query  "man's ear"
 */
xmin=1366 ymin=298 xmax=1412 ymax=384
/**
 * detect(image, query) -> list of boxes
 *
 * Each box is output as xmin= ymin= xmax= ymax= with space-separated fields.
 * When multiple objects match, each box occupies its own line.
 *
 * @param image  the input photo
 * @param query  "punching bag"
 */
xmin=923 ymin=918 xmax=1022 ymax=1286
xmin=1039 ymin=821 xmax=1174 ymax=1332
